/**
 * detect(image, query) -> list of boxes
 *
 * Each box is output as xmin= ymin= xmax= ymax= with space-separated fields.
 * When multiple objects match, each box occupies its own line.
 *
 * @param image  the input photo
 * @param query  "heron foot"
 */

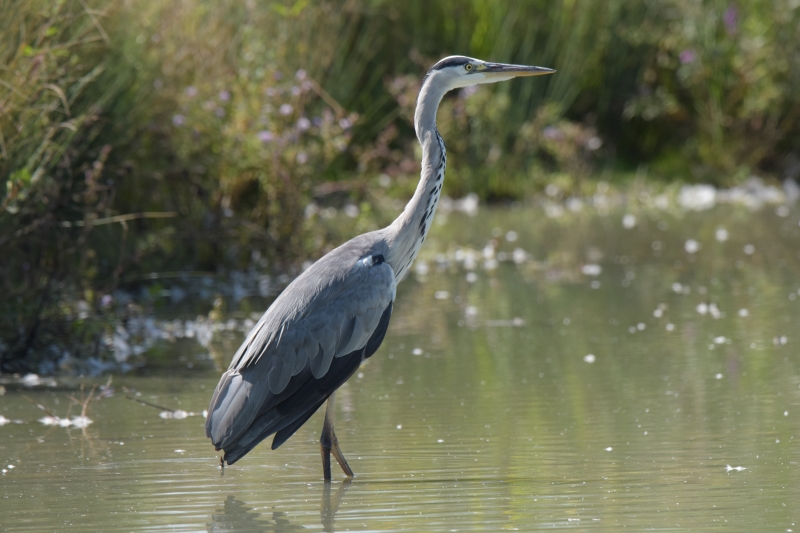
xmin=320 ymin=430 xmax=354 ymax=480
xmin=320 ymin=392 xmax=354 ymax=481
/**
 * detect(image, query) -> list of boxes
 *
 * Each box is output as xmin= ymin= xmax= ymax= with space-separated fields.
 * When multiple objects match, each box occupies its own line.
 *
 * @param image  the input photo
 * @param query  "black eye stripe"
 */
xmin=431 ymin=56 xmax=471 ymax=71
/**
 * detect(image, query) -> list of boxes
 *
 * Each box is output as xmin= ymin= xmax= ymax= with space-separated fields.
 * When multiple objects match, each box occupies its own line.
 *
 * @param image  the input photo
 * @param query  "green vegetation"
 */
xmin=1 ymin=0 xmax=798 ymax=371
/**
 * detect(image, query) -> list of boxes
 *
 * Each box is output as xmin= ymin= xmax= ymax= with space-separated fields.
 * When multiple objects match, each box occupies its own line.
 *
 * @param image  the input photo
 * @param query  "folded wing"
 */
xmin=205 ymin=251 xmax=395 ymax=464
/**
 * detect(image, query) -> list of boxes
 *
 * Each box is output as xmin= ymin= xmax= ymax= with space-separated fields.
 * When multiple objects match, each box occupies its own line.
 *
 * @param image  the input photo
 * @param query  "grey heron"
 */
xmin=205 ymin=56 xmax=554 ymax=480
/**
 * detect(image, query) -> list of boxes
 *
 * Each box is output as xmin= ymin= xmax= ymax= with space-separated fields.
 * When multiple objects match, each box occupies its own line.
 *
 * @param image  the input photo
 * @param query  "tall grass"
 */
xmin=2 ymin=0 xmax=798 ymax=371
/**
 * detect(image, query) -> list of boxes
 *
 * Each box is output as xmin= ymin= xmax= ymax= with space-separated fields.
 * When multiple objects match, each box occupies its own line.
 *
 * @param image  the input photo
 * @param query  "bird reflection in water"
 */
xmin=208 ymin=480 xmax=352 ymax=533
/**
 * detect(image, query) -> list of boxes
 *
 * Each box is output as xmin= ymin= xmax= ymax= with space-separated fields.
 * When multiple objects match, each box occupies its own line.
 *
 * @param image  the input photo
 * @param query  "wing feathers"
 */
xmin=206 ymin=246 xmax=396 ymax=461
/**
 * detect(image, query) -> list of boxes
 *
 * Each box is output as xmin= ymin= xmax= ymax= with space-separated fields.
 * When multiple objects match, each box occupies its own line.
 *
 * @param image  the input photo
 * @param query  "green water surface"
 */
xmin=2 ymin=204 xmax=799 ymax=531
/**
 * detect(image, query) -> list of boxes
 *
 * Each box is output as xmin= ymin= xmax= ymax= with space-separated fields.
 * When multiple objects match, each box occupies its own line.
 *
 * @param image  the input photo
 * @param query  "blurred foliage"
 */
xmin=1 ymin=0 xmax=799 ymax=371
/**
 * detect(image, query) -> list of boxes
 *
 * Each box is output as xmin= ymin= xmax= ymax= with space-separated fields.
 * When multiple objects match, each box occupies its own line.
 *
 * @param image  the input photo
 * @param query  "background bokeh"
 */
xmin=2 ymin=0 xmax=799 ymax=370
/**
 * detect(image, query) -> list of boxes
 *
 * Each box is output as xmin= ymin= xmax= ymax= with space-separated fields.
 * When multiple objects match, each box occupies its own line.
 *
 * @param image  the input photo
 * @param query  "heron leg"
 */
xmin=320 ymin=392 xmax=354 ymax=481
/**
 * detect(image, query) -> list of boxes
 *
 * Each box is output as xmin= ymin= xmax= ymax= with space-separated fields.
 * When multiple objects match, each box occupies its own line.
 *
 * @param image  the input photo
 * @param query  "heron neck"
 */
xmin=385 ymin=77 xmax=448 ymax=280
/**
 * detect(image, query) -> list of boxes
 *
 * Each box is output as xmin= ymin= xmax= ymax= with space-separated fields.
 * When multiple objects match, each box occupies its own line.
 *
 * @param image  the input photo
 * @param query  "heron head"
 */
xmin=427 ymin=55 xmax=554 ymax=91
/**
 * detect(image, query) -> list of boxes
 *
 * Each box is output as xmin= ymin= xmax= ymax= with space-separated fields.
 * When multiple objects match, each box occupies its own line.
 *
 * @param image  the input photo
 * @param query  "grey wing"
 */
xmin=205 ymin=258 xmax=395 ymax=464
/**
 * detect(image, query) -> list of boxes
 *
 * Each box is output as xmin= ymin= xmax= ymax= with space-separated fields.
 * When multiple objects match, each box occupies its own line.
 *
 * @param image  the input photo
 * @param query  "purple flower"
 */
xmin=215 ymin=107 xmax=225 ymax=118
xmin=297 ymin=117 xmax=311 ymax=131
xmin=723 ymin=5 xmax=738 ymax=35
xmin=295 ymin=69 xmax=307 ymax=81
xmin=218 ymin=90 xmax=231 ymax=102
xmin=101 ymin=294 xmax=113 ymax=308
xmin=258 ymin=130 xmax=274 ymax=143
xmin=273 ymin=71 xmax=283 ymax=81
xmin=291 ymin=86 xmax=301 ymax=96
xmin=185 ymin=86 xmax=198 ymax=97
xmin=543 ymin=126 xmax=563 ymax=140
xmin=296 ymin=152 xmax=308 ymax=164
xmin=679 ymin=49 xmax=697 ymax=64
xmin=338 ymin=117 xmax=352 ymax=129
xmin=266 ymin=87 xmax=277 ymax=98
xmin=279 ymin=103 xmax=294 ymax=116
xmin=460 ymin=85 xmax=479 ymax=98
xmin=172 ymin=114 xmax=186 ymax=126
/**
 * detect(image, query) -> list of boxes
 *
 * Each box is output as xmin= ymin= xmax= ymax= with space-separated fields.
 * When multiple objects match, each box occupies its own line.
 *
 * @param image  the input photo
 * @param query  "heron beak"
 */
xmin=480 ymin=62 xmax=555 ymax=79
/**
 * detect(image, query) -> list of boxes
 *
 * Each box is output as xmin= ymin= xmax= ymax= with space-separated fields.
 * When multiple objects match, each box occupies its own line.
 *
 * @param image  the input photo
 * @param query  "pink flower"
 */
xmin=679 ymin=49 xmax=697 ymax=64
xmin=723 ymin=5 xmax=738 ymax=35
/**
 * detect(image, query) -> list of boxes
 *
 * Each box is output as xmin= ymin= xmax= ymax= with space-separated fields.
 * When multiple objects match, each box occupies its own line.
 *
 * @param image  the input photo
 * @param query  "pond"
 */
xmin=2 ymin=199 xmax=800 ymax=531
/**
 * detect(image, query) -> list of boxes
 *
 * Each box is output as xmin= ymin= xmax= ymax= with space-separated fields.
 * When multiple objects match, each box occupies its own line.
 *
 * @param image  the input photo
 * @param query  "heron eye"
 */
xmin=465 ymin=64 xmax=474 ymax=71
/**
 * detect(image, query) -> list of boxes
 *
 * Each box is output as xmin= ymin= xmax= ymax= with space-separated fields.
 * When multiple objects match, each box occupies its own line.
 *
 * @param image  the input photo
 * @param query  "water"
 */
xmin=2 ymin=203 xmax=800 ymax=531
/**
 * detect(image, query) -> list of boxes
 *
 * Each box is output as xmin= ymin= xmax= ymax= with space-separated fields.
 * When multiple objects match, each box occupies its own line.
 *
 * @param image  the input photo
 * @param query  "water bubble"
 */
xmin=581 ymin=264 xmax=602 ymax=276
xmin=412 ymin=348 xmax=423 ymax=355
xmin=678 ymin=184 xmax=716 ymax=210
xmin=434 ymin=291 xmax=450 ymax=300
xmin=70 ymin=416 xmax=93 ymax=428
xmin=465 ymin=272 xmax=478 ymax=283
xmin=511 ymin=248 xmax=528 ymax=264
xmin=590 ymin=280 xmax=601 ymax=289
xmin=583 ymin=354 xmax=596 ymax=363
xmin=505 ymin=231 xmax=518 ymax=242
xmin=637 ymin=322 xmax=646 ymax=331
xmin=726 ymin=465 xmax=746 ymax=472
xmin=622 ymin=214 xmax=637 ymax=229
xmin=696 ymin=302 xmax=708 ymax=315
xmin=743 ymin=244 xmax=755 ymax=255
xmin=715 ymin=227 xmax=729 ymax=242
xmin=653 ymin=309 xmax=663 ymax=318
xmin=738 ymin=308 xmax=749 ymax=317
xmin=666 ymin=323 xmax=675 ymax=332
xmin=685 ymin=239 xmax=701 ymax=253
xmin=605 ymin=447 xmax=613 ymax=451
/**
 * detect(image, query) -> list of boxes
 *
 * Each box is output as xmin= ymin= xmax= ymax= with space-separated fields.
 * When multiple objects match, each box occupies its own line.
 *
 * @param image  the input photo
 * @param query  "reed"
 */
xmin=2 ymin=0 xmax=798 ymax=371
